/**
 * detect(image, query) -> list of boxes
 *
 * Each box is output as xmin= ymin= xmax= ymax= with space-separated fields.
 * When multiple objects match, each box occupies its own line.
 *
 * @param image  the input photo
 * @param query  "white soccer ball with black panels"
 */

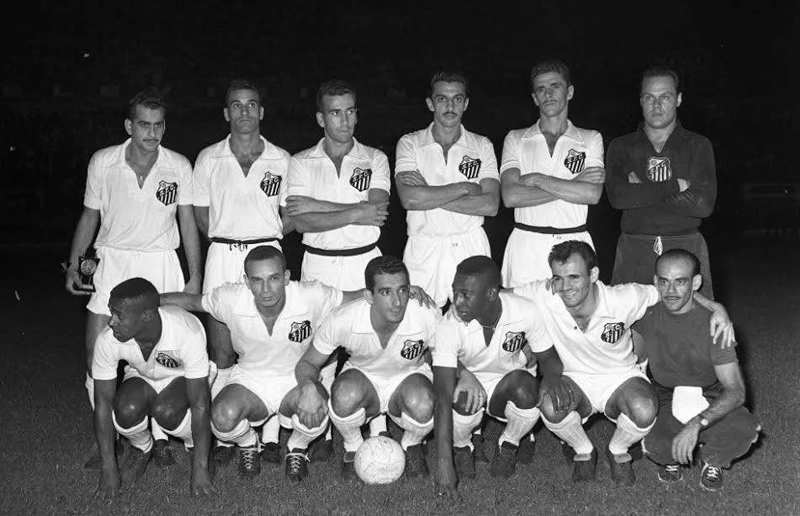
xmin=354 ymin=436 xmax=405 ymax=484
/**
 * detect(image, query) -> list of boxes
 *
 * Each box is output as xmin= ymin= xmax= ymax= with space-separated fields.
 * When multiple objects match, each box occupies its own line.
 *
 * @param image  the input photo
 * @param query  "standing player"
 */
xmin=633 ymin=249 xmax=759 ymax=490
xmin=513 ymin=241 xmax=733 ymax=486
xmin=500 ymin=59 xmax=605 ymax=287
xmin=395 ymin=70 xmax=500 ymax=308
xmin=606 ymin=65 xmax=717 ymax=297
xmin=294 ymin=256 xmax=441 ymax=481
xmin=432 ymin=256 xmax=552 ymax=498
xmin=192 ymin=78 xmax=292 ymax=459
xmin=93 ymin=278 xmax=214 ymax=500
xmin=65 ymin=89 xmax=202 ymax=468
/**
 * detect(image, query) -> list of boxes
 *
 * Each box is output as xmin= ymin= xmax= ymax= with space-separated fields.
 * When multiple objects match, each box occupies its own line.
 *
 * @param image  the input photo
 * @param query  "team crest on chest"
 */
xmin=564 ymin=149 xmax=586 ymax=175
xmin=458 ymin=155 xmax=482 ymax=180
xmin=155 ymin=352 xmax=182 ymax=368
xmin=646 ymin=156 xmax=672 ymax=182
xmin=260 ymin=171 xmax=282 ymax=197
xmin=288 ymin=320 xmax=312 ymax=343
xmin=400 ymin=339 xmax=424 ymax=360
xmin=155 ymin=181 xmax=178 ymax=206
xmin=350 ymin=167 xmax=372 ymax=192
xmin=502 ymin=331 xmax=527 ymax=352
xmin=601 ymin=322 xmax=625 ymax=344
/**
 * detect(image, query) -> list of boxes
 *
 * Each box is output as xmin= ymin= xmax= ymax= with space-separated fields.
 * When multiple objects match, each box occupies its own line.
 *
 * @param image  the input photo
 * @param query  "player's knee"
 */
xmin=400 ymin=385 xmax=434 ymax=421
xmin=113 ymin=399 xmax=147 ymax=428
xmin=625 ymin=392 xmax=658 ymax=427
xmin=538 ymin=395 xmax=562 ymax=423
xmin=330 ymin=382 xmax=364 ymax=417
xmin=150 ymin=401 xmax=185 ymax=431
xmin=504 ymin=371 xmax=539 ymax=409
xmin=210 ymin=399 xmax=240 ymax=433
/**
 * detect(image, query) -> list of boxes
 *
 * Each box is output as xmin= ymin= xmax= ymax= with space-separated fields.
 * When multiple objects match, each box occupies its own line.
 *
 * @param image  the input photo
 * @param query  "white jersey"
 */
xmin=431 ymin=292 xmax=552 ymax=379
xmin=287 ymin=138 xmax=390 ymax=250
xmin=193 ymin=135 xmax=290 ymax=240
xmin=396 ymin=124 xmax=499 ymax=237
xmin=84 ymin=139 xmax=192 ymax=251
xmin=500 ymin=120 xmax=603 ymax=228
xmin=92 ymin=305 xmax=208 ymax=381
xmin=313 ymin=299 xmax=441 ymax=378
xmin=202 ymin=281 xmax=342 ymax=374
xmin=512 ymin=281 xmax=658 ymax=376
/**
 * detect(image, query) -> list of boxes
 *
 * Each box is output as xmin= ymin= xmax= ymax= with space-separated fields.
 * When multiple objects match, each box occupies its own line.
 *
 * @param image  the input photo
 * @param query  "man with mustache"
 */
xmin=66 ymin=88 xmax=202 ymax=469
xmin=606 ymin=65 xmax=717 ymax=298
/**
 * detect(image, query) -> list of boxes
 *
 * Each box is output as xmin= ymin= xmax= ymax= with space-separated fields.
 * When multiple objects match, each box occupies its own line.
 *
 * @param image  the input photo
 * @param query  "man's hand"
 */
xmin=539 ymin=375 xmax=574 ymax=413
xmin=396 ymin=170 xmax=428 ymax=187
xmin=627 ymin=171 xmax=643 ymax=184
xmin=190 ymin=467 xmax=218 ymax=498
xmin=65 ymin=265 xmax=92 ymax=296
xmin=458 ymin=182 xmax=483 ymax=196
xmin=434 ymin=462 xmax=459 ymax=500
xmin=408 ymin=285 xmax=436 ymax=308
xmin=575 ymin=167 xmax=606 ymax=184
xmin=353 ymin=202 xmax=389 ymax=226
xmin=709 ymin=309 xmax=735 ymax=348
xmin=677 ymin=178 xmax=691 ymax=192
xmin=183 ymin=276 xmax=202 ymax=295
xmin=453 ymin=369 xmax=485 ymax=414
xmin=672 ymin=419 xmax=701 ymax=464
xmin=295 ymin=383 xmax=328 ymax=428
xmin=94 ymin=468 xmax=121 ymax=501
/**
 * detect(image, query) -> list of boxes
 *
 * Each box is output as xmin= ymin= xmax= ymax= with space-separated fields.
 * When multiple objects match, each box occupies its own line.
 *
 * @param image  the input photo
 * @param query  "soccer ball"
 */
xmin=354 ymin=436 xmax=405 ymax=484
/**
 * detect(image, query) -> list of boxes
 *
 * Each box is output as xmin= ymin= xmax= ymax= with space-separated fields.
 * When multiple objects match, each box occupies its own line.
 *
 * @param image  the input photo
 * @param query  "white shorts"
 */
xmin=301 ymin=247 xmax=381 ymax=291
xmin=565 ymin=369 xmax=648 ymax=419
xmin=342 ymin=364 xmax=432 ymax=414
xmin=122 ymin=362 xmax=217 ymax=395
xmin=476 ymin=369 xmax=537 ymax=421
xmin=404 ymin=227 xmax=491 ymax=306
xmin=501 ymin=229 xmax=594 ymax=288
xmin=204 ymin=240 xmax=282 ymax=293
xmin=88 ymin=247 xmax=185 ymax=315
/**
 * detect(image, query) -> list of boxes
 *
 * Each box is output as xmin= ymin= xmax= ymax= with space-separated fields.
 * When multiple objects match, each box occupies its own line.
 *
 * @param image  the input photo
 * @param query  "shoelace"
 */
xmin=286 ymin=452 xmax=309 ymax=474
xmin=704 ymin=465 xmax=722 ymax=481
xmin=665 ymin=465 xmax=680 ymax=473
xmin=241 ymin=448 xmax=258 ymax=470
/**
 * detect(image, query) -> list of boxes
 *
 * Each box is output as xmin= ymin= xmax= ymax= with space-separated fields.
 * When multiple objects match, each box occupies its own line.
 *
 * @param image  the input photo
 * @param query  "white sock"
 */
xmin=151 ymin=419 xmax=168 ymax=442
xmin=162 ymin=410 xmax=193 ymax=448
xmin=369 ymin=414 xmax=388 ymax=437
xmin=85 ymin=373 xmax=95 ymax=410
xmin=499 ymin=402 xmax=541 ymax=448
xmin=543 ymin=410 xmax=593 ymax=457
xmin=608 ymin=413 xmax=654 ymax=456
xmin=329 ymin=403 xmax=366 ymax=453
xmin=389 ymin=412 xmax=434 ymax=451
xmin=211 ymin=367 xmax=232 ymax=400
xmin=287 ymin=414 xmax=329 ymax=452
xmin=212 ymin=418 xmax=257 ymax=448
xmin=113 ymin=412 xmax=153 ymax=453
xmin=260 ymin=415 xmax=280 ymax=444
xmin=453 ymin=410 xmax=484 ymax=449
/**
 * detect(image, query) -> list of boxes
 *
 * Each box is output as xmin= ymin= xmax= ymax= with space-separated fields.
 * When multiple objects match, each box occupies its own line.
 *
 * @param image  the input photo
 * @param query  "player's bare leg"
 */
xmin=603 ymin=377 xmax=658 ymax=486
xmin=113 ymin=377 xmax=158 ymax=485
xmin=208 ymin=317 xmax=236 ymax=467
xmin=279 ymin=382 xmax=330 ymax=482
xmin=540 ymin=377 xmax=596 ymax=482
xmin=388 ymin=373 xmax=435 ymax=479
xmin=329 ymin=369 xmax=381 ymax=482
xmin=211 ymin=383 xmax=269 ymax=479
xmin=486 ymin=370 xmax=540 ymax=478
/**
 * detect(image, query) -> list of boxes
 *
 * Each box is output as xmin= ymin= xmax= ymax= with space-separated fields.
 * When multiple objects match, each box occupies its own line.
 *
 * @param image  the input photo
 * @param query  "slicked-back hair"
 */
xmin=365 ymin=255 xmax=409 ymax=293
xmin=226 ymin=78 xmax=262 ymax=106
xmin=127 ymin=88 xmax=166 ymax=121
xmin=656 ymin=248 xmax=701 ymax=277
xmin=429 ymin=70 xmax=470 ymax=98
xmin=244 ymin=246 xmax=287 ymax=275
xmin=110 ymin=277 xmax=159 ymax=310
xmin=642 ymin=64 xmax=681 ymax=94
xmin=455 ymin=256 xmax=502 ymax=290
xmin=316 ymin=79 xmax=357 ymax=113
xmin=529 ymin=59 xmax=572 ymax=88
xmin=548 ymin=241 xmax=598 ymax=272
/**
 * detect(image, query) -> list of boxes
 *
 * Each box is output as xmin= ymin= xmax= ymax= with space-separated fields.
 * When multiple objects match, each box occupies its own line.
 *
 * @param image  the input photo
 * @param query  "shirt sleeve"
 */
xmin=526 ymin=307 xmax=554 ymax=353
xmin=586 ymin=130 xmax=605 ymax=169
xmin=181 ymin=315 xmax=210 ymax=379
xmin=286 ymin=156 xmax=311 ymax=197
xmin=312 ymin=311 xmax=341 ymax=356
xmin=626 ymin=284 xmax=661 ymax=324
xmin=310 ymin=281 xmax=344 ymax=328
xmin=605 ymin=137 xmax=681 ymax=210
xmin=478 ymin=137 xmax=500 ymax=182
xmin=192 ymin=152 xmax=211 ymax=207
xmin=369 ymin=149 xmax=391 ymax=193
xmin=177 ymin=155 xmax=194 ymax=205
xmin=661 ymin=136 xmax=717 ymax=218
xmin=500 ymin=131 xmax=521 ymax=174
xmin=201 ymin=285 xmax=235 ymax=325
xmin=430 ymin=316 xmax=460 ymax=368
xmin=394 ymin=134 xmax=417 ymax=174
xmin=278 ymin=155 xmax=290 ymax=208
xmin=91 ymin=332 xmax=120 ymax=381
xmin=83 ymin=151 xmax=104 ymax=210
xmin=511 ymin=280 xmax=546 ymax=303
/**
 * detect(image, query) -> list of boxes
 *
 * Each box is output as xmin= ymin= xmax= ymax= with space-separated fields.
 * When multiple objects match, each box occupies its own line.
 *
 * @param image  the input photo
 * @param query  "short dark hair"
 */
xmin=316 ymin=79 xmax=357 ymax=113
xmin=656 ymin=248 xmax=701 ymax=277
xmin=226 ymin=78 xmax=262 ymax=106
xmin=127 ymin=88 xmax=166 ymax=121
xmin=429 ymin=70 xmax=470 ymax=98
xmin=642 ymin=64 xmax=681 ymax=93
xmin=530 ymin=59 xmax=572 ymax=88
xmin=455 ymin=256 xmax=502 ymax=290
xmin=364 ymin=255 xmax=409 ymax=293
xmin=110 ymin=277 xmax=159 ymax=310
xmin=548 ymin=241 xmax=598 ymax=272
xmin=244 ymin=245 xmax=286 ymax=275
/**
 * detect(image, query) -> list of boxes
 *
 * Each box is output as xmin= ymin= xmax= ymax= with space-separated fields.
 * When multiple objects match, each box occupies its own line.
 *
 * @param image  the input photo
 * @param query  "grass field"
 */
xmin=1 ymin=237 xmax=798 ymax=515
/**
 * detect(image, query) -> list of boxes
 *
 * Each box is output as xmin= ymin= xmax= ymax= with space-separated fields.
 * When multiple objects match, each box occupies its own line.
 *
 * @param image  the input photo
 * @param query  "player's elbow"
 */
xmin=501 ymin=188 xmax=522 ymax=208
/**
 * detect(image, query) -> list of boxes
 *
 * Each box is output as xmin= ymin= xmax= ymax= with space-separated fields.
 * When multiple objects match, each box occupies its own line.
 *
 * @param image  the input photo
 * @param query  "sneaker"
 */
xmin=606 ymin=448 xmax=635 ymax=486
xmin=453 ymin=446 xmax=475 ymax=479
xmin=341 ymin=451 xmax=360 ymax=482
xmin=84 ymin=440 xmax=126 ymax=470
xmin=517 ymin=434 xmax=536 ymax=465
xmin=237 ymin=445 xmax=261 ymax=479
xmin=571 ymin=448 xmax=597 ymax=483
xmin=628 ymin=442 xmax=644 ymax=461
xmin=285 ymin=449 xmax=310 ymax=483
xmin=490 ymin=441 xmax=519 ymax=479
xmin=120 ymin=445 xmax=153 ymax=485
xmin=700 ymin=462 xmax=724 ymax=491
xmin=561 ymin=440 xmax=576 ymax=464
xmin=308 ymin=438 xmax=333 ymax=463
xmin=260 ymin=442 xmax=281 ymax=465
xmin=472 ymin=433 xmax=489 ymax=463
xmin=404 ymin=443 xmax=429 ymax=479
xmin=213 ymin=444 xmax=235 ymax=467
xmin=152 ymin=439 xmax=177 ymax=467
xmin=658 ymin=464 xmax=683 ymax=483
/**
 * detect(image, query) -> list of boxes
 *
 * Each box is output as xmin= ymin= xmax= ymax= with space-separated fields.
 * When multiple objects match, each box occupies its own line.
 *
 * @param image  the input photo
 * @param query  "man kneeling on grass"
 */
xmin=92 ymin=278 xmax=216 ymax=499
xmin=633 ymin=249 xmax=760 ymax=491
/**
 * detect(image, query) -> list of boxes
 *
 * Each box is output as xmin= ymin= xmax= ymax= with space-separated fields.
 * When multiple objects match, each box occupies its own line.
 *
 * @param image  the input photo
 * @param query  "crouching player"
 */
xmin=295 ymin=256 xmax=441 ymax=481
xmin=432 ymin=256 xmax=553 ymax=497
xmin=634 ymin=249 xmax=760 ymax=491
xmin=92 ymin=278 xmax=215 ymax=500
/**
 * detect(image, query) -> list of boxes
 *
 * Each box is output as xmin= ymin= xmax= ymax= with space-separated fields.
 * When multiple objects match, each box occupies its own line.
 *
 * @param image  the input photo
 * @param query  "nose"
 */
xmin=666 ymin=281 xmax=677 ymax=293
xmin=108 ymin=315 xmax=118 ymax=329
xmin=390 ymin=292 xmax=401 ymax=308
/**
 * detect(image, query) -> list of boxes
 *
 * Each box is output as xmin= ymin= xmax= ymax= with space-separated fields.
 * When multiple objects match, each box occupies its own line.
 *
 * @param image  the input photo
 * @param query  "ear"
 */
xmin=691 ymin=274 xmax=702 ymax=292
xmin=283 ymin=269 xmax=291 ymax=286
xmin=653 ymin=274 xmax=659 ymax=287
xmin=589 ymin=266 xmax=600 ymax=283
xmin=223 ymin=107 xmax=231 ymax=122
xmin=364 ymin=288 xmax=375 ymax=306
xmin=531 ymin=92 xmax=540 ymax=107
xmin=124 ymin=118 xmax=133 ymax=135
xmin=425 ymin=97 xmax=435 ymax=113
xmin=676 ymin=92 xmax=683 ymax=108
xmin=316 ymin=111 xmax=325 ymax=128
xmin=463 ymin=97 xmax=470 ymax=112
xmin=567 ymin=84 xmax=575 ymax=101
xmin=258 ymin=105 xmax=265 ymax=121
